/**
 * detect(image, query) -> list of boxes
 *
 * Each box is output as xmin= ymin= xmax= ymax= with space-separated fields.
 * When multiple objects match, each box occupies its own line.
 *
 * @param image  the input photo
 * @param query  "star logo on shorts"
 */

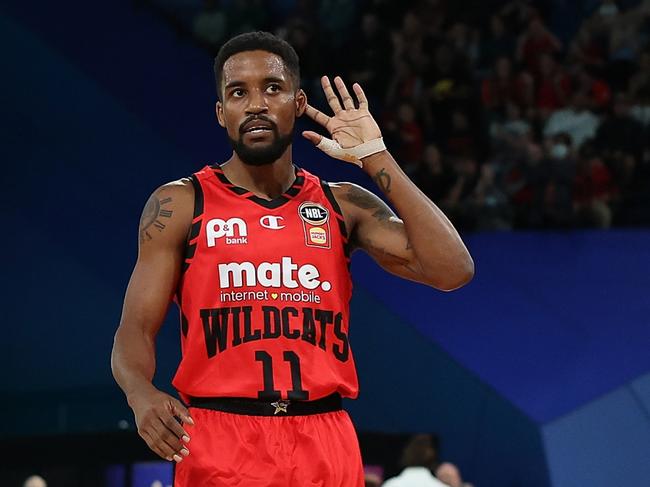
xmin=271 ymin=400 xmax=290 ymax=414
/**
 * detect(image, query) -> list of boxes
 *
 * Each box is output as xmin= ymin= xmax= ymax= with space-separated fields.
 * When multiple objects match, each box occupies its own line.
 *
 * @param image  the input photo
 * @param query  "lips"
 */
xmin=241 ymin=119 xmax=274 ymax=133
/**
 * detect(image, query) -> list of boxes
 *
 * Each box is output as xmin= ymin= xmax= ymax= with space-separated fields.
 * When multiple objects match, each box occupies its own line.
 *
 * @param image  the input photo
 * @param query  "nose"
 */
xmin=245 ymin=89 xmax=268 ymax=115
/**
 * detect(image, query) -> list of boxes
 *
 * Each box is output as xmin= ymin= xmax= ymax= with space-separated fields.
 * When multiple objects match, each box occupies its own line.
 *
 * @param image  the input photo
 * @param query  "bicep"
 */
xmin=119 ymin=182 xmax=192 ymax=338
xmin=340 ymin=183 xmax=424 ymax=283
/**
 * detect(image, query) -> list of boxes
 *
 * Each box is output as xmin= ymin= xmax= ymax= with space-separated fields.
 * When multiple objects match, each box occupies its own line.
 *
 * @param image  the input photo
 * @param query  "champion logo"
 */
xmin=259 ymin=215 xmax=285 ymax=230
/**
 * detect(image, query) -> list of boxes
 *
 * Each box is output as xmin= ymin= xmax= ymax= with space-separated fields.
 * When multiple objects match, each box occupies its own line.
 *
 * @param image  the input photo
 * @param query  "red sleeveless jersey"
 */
xmin=172 ymin=164 xmax=358 ymax=402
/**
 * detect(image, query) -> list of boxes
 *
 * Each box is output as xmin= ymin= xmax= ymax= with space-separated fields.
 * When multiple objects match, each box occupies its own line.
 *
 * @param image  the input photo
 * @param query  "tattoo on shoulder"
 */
xmin=139 ymin=194 xmax=174 ymax=244
xmin=373 ymin=168 xmax=391 ymax=194
xmin=344 ymin=185 xmax=394 ymax=222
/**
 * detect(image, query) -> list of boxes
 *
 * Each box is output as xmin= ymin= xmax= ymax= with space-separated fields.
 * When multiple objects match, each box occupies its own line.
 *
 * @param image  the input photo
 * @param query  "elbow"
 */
xmin=431 ymin=256 xmax=475 ymax=292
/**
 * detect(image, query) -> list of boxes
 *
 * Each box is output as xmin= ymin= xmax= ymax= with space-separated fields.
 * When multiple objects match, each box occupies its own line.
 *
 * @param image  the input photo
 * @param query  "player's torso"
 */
xmin=173 ymin=164 xmax=358 ymax=401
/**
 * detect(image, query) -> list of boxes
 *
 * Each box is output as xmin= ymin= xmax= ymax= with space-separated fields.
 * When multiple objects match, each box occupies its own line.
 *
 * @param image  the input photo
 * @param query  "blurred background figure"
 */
xmin=382 ymin=434 xmax=446 ymax=487
xmin=23 ymin=475 xmax=47 ymax=487
xmin=435 ymin=462 xmax=474 ymax=487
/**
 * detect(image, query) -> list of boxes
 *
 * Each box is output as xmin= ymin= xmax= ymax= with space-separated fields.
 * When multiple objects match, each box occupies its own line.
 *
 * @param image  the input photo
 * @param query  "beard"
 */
xmin=229 ymin=116 xmax=294 ymax=166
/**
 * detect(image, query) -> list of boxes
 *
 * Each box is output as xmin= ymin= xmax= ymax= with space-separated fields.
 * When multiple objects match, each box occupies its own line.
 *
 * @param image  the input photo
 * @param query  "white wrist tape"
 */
xmin=315 ymin=137 xmax=386 ymax=167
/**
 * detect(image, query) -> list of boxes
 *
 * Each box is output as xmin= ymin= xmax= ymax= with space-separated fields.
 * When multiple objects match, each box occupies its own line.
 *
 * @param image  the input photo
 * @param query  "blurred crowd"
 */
xmin=365 ymin=434 xmax=473 ymax=487
xmin=152 ymin=0 xmax=650 ymax=230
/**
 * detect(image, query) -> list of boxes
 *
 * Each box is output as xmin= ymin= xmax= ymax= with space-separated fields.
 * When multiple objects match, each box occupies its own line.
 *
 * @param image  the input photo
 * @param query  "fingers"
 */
xmin=334 ymin=77 xmax=355 ymax=110
xmin=302 ymin=131 xmax=323 ymax=145
xmin=170 ymin=399 xmax=195 ymax=427
xmin=141 ymin=429 xmax=178 ymax=462
xmin=352 ymin=83 xmax=369 ymax=109
xmin=304 ymin=105 xmax=330 ymax=127
xmin=321 ymin=76 xmax=342 ymax=114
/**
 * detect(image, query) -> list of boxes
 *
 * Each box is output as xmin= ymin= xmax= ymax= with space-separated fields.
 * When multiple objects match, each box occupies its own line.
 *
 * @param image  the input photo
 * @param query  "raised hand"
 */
xmin=302 ymin=76 xmax=383 ymax=165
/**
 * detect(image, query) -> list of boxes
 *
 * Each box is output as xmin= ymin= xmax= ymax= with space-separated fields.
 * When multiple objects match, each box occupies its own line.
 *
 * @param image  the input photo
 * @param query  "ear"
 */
xmin=216 ymin=101 xmax=226 ymax=128
xmin=295 ymin=89 xmax=307 ymax=117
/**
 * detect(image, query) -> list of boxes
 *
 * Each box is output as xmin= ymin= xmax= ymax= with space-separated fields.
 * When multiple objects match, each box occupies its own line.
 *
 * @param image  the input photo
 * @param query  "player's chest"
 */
xmin=199 ymin=199 xmax=338 ymax=260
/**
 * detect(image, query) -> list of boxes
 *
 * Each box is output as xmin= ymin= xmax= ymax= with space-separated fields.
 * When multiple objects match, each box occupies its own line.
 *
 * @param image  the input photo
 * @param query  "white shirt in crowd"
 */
xmin=382 ymin=467 xmax=449 ymax=487
xmin=543 ymin=108 xmax=600 ymax=148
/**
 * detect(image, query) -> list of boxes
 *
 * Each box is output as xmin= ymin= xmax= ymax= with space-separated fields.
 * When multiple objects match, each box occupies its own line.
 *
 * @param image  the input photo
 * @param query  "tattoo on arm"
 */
xmin=344 ymin=185 xmax=394 ymax=222
xmin=139 ymin=195 xmax=174 ymax=244
xmin=373 ymin=168 xmax=391 ymax=194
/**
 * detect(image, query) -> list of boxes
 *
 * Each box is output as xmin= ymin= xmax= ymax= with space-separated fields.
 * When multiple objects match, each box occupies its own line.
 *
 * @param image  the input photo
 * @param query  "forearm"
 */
xmin=362 ymin=150 xmax=474 ymax=289
xmin=111 ymin=325 xmax=158 ymax=404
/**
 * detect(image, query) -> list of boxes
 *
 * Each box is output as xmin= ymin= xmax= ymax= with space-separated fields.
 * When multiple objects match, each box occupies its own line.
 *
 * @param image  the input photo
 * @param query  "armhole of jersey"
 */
xmin=181 ymin=174 xmax=205 ymax=275
xmin=320 ymin=180 xmax=351 ymax=261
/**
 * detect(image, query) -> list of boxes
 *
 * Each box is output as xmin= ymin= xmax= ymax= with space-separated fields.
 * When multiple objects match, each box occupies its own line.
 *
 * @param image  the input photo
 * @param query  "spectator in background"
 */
xmin=23 ymin=476 xmax=47 ymax=487
xmin=481 ymin=56 xmax=527 ymax=115
xmin=516 ymin=16 xmax=562 ymax=74
xmin=382 ymin=434 xmax=446 ymax=487
xmin=574 ymin=143 xmax=616 ymax=228
xmin=542 ymin=132 xmax=577 ymax=227
xmin=435 ymin=462 xmax=474 ymax=487
xmin=567 ymin=25 xmax=607 ymax=71
xmin=225 ymin=0 xmax=270 ymax=35
xmin=479 ymin=14 xmax=516 ymax=71
xmin=192 ymin=0 xmax=227 ymax=53
xmin=347 ymin=12 xmax=393 ymax=97
xmin=468 ymin=162 xmax=514 ymax=230
xmin=628 ymin=50 xmax=650 ymax=125
xmin=318 ymin=0 xmax=358 ymax=49
xmin=534 ymin=53 xmax=572 ymax=118
xmin=574 ymin=66 xmax=611 ymax=112
xmin=415 ymin=144 xmax=455 ymax=202
xmin=383 ymin=102 xmax=424 ymax=175
xmin=594 ymin=93 xmax=644 ymax=160
xmin=365 ymin=472 xmax=383 ymax=487
xmin=446 ymin=110 xmax=477 ymax=157
xmin=544 ymin=92 xmax=600 ymax=149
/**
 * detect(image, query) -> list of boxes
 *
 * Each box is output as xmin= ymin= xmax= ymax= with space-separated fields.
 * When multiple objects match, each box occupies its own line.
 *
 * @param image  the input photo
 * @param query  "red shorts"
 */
xmin=174 ymin=408 xmax=364 ymax=486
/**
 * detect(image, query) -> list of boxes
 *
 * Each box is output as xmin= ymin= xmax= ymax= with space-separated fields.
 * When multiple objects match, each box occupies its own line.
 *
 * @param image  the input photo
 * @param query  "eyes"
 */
xmin=230 ymin=83 xmax=282 ymax=98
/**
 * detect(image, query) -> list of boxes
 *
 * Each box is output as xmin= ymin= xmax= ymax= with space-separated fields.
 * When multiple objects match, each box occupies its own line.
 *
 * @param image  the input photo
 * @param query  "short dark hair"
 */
xmin=213 ymin=31 xmax=300 ymax=99
xmin=400 ymin=434 xmax=439 ymax=469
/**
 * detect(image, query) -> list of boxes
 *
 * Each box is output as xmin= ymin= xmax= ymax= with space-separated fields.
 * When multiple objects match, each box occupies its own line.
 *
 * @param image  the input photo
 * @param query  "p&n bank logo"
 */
xmin=207 ymin=217 xmax=247 ymax=246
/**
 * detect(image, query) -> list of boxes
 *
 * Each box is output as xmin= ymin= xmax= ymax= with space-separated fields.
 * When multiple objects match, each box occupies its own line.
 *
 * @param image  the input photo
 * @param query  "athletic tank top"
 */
xmin=172 ymin=164 xmax=358 ymax=402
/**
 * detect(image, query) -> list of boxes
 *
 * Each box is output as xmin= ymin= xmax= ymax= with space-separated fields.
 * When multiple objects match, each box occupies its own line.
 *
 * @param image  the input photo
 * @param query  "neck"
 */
xmin=221 ymin=147 xmax=295 ymax=200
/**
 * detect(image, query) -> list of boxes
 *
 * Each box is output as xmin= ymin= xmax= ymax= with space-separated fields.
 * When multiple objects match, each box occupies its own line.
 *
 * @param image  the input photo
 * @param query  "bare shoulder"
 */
xmin=138 ymin=178 xmax=195 ymax=247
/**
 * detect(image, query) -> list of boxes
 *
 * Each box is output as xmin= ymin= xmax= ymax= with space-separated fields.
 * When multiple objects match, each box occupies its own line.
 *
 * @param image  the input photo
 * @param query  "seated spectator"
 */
xmin=446 ymin=110 xmax=477 ymax=157
xmin=516 ymin=16 xmax=562 ymax=74
xmin=468 ymin=163 xmax=514 ymax=230
xmin=490 ymin=102 xmax=532 ymax=147
xmin=542 ymin=133 xmax=578 ymax=227
xmin=574 ymin=67 xmax=611 ymax=112
xmin=568 ymin=25 xmax=607 ymax=70
xmin=574 ymin=143 xmax=616 ymax=228
xmin=594 ymin=93 xmax=644 ymax=160
xmin=346 ymin=12 xmax=393 ymax=96
xmin=192 ymin=0 xmax=227 ymax=53
xmin=415 ymin=144 xmax=455 ymax=202
xmin=435 ymin=462 xmax=474 ymax=487
xmin=543 ymin=92 xmax=600 ymax=149
xmin=382 ymin=434 xmax=446 ymax=487
xmin=479 ymin=14 xmax=516 ymax=70
xmin=386 ymin=60 xmax=424 ymax=108
xmin=383 ymin=102 xmax=424 ymax=174
xmin=535 ymin=53 xmax=572 ymax=117
xmin=481 ymin=56 xmax=528 ymax=114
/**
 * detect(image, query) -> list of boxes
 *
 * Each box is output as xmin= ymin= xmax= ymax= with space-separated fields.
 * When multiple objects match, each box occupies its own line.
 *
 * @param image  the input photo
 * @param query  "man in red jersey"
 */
xmin=111 ymin=31 xmax=473 ymax=486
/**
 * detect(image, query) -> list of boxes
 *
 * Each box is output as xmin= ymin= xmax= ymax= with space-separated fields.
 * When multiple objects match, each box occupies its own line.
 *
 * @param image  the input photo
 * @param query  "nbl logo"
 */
xmin=206 ymin=217 xmax=248 ymax=246
xmin=299 ymin=202 xmax=329 ymax=225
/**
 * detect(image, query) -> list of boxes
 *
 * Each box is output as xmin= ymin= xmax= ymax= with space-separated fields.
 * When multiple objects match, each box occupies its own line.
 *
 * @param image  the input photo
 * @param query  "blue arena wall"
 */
xmin=2 ymin=2 xmax=650 ymax=486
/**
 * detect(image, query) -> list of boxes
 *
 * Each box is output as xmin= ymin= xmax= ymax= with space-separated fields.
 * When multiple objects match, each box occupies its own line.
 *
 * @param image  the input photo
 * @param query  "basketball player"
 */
xmin=111 ymin=32 xmax=473 ymax=486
